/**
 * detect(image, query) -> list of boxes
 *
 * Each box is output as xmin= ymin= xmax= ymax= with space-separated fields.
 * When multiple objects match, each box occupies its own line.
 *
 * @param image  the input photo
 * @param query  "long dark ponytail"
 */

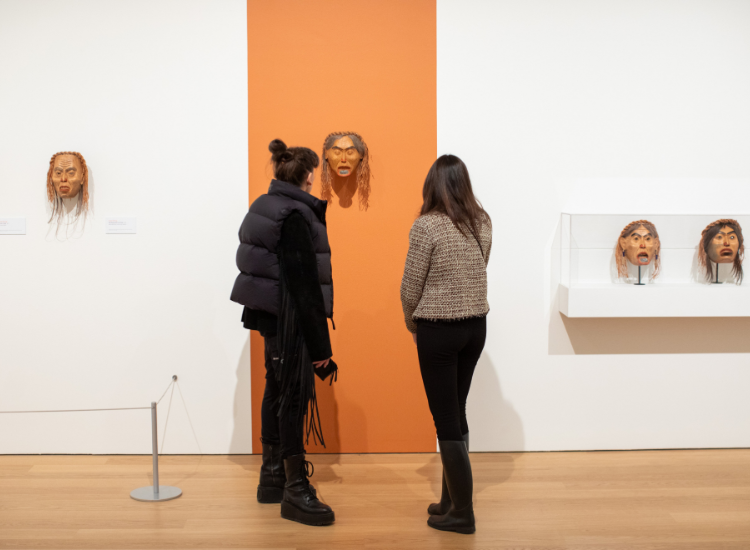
xmin=420 ymin=154 xmax=488 ymax=247
xmin=269 ymin=139 xmax=319 ymax=188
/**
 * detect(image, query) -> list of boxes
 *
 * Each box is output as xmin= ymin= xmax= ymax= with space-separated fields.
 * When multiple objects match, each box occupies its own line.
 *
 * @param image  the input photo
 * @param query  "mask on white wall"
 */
xmin=47 ymin=151 xmax=90 ymax=227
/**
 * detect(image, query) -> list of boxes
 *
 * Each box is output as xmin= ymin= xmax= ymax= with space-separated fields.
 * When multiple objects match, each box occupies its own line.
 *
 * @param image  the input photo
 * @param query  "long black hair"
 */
xmin=269 ymin=139 xmax=319 ymax=187
xmin=420 ymin=154 xmax=489 ymax=245
xmin=698 ymin=219 xmax=744 ymax=283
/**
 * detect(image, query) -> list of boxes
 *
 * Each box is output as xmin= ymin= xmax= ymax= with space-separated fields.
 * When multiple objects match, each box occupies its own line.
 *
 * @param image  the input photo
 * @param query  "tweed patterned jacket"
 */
xmin=400 ymin=212 xmax=492 ymax=333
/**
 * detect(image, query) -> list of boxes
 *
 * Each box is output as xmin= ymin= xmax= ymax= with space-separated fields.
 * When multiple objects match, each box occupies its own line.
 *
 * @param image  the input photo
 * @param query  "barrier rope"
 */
xmin=0 ymin=376 xmax=176 ymax=414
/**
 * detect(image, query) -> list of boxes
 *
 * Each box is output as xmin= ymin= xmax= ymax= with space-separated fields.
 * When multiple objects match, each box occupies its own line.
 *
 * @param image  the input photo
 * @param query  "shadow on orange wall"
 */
xmin=247 ymin=0 xmax=437 ymax=453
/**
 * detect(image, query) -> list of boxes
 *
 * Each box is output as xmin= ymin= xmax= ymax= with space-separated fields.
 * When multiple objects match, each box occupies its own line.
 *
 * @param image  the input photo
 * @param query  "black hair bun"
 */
xmin=269 ymin=139 xmax=289 ymax=162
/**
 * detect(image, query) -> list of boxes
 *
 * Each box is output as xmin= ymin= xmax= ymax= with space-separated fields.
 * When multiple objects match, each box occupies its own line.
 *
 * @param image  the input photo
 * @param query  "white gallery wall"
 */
xmin=3 ymin=0 xmax=750 ymax=455
xmin=0 ymin=0 xmax=250 ymax=453
xmin=439 ymin=0 xmax=750 ymax=451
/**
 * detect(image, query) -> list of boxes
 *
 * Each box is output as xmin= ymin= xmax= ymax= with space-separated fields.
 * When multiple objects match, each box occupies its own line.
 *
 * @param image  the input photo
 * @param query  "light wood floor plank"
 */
xmin=0 ymin=450 xmax=748 ymax=549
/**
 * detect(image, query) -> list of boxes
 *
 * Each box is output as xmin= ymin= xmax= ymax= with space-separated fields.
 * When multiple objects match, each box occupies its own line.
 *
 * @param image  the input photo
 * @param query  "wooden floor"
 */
xmin=0 ymin=450 xmax=749 ymax=549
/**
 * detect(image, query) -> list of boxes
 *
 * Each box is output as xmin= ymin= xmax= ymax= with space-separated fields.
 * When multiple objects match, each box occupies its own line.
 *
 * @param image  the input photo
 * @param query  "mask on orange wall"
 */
xmin=321 ymin=132 xmax=372 ymax=211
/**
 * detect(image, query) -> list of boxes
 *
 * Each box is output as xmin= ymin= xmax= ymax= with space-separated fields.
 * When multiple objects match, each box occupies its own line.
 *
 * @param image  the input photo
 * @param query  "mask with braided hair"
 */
xmin=615 ymin=220 xmax=661 ymax=281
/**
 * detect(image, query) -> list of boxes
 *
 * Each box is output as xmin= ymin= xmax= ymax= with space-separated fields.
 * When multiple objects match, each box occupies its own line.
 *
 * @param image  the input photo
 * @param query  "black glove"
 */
xmin=314 ymin=359 xmax=338 ymax=385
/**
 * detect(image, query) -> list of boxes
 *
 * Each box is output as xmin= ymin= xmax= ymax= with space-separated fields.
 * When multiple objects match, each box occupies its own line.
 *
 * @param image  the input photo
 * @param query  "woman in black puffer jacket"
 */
xmin=231 ymin=139 xmax=336 ymax=527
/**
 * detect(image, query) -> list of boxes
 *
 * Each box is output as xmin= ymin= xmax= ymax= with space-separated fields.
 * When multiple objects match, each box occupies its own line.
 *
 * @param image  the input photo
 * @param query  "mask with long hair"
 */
xmin=698 ymin=219 xmax=744 ymax=283
xmin=321 ymin=132 xmax=371 ymax=211
xmin=615 ymin=220 xmax=661 ymax=280
xmin=47 ymin=151 xmax=89 ymax=227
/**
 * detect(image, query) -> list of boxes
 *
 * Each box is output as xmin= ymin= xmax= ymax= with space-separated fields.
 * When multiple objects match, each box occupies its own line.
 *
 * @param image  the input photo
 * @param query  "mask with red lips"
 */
xmin=615 ymin=220 xmax=662 ymax=280
xmin=621 ymin=227 xmax=657 ymax=267
xmin=707 ymin=225 xmax=740 ymax=264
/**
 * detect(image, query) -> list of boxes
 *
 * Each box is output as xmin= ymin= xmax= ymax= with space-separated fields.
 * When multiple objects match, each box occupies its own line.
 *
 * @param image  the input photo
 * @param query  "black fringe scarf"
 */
xmin=275 ymin=273 xmax=327 ymax=447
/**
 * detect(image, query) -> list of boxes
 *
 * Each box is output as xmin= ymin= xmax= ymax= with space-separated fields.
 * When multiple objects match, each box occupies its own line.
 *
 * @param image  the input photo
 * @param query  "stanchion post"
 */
xmin=130 ymin=400 xmax=182 ymax=502
xmin=151 ymin=401 xmax=159 ymax=497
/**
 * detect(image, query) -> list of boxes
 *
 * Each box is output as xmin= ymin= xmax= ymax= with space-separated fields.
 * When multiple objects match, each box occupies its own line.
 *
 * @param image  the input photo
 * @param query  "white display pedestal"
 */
xmin=559 ymin=283 xmax=750 ymax=318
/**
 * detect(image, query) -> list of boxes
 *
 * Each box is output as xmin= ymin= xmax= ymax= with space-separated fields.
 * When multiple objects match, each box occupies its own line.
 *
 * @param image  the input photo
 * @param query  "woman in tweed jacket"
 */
xmin=400 ymin=154 xmax=492 ymax=535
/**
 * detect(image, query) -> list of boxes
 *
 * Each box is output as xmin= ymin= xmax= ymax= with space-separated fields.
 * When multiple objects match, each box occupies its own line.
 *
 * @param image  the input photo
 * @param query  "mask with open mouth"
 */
xmin=321 ymin=132 xmax=371 ymax=211
xmin=615 ymin=220 xmax=661 ymax=280
xmin=698 ymin=219 xmax=744 ymax=283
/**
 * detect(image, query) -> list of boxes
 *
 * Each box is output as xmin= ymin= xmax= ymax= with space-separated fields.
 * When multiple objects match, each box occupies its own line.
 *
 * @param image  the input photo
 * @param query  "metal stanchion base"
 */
xmin=130 ymin=486 xmax=182 ymax=502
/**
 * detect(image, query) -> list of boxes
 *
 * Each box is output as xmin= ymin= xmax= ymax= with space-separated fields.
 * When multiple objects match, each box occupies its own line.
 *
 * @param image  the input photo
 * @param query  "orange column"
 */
xmin=247 ymin=0 xmax=437 ymax=453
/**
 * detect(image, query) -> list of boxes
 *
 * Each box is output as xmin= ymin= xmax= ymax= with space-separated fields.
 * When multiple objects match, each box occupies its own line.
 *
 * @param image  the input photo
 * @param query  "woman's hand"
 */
xmin=412 ymin=332 xmax=417 ymax=346
xmin=313 ymin=358 xmax=331 ymax=369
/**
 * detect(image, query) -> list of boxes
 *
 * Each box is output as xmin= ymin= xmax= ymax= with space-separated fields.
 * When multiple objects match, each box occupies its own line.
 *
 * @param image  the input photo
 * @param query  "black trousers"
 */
xmin=417 ymin=317 xmax=487 ymax=442
xmin=260 ymin=336 xmax=305 ymax=459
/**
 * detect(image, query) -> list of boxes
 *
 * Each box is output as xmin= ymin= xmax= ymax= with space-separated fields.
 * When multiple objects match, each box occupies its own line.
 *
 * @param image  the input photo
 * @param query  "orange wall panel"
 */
xmin=247 ymin=0 xmax=437 ymax=453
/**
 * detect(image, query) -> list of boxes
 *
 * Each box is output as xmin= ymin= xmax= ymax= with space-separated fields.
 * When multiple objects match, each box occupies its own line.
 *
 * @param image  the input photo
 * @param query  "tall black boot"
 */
xmin=257 ymin=441 xmax=286 ymax=503
xmin=428 ymin=432 xmax=469 ymax=515
xmin=427 ymin=440 xmax=475 ymax=534
xmin=280 ymin=454 xmax=335 ymax=526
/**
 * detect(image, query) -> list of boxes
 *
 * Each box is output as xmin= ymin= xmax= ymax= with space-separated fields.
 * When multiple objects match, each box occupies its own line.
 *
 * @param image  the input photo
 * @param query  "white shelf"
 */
xmin=559 ymin=283 xmax=750 ymax=318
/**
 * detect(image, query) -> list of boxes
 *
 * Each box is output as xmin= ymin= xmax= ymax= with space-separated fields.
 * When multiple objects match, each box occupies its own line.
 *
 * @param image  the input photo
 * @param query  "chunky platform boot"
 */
xmin=428 ymin=432 xmax=469 ymax=515
xmin=280 ymin=454 xmax=335 ymax=526
xmin=427 ymin=440 xmax=475 ymax=534
xmin=257 ymin=441 xmax=286 ymax=503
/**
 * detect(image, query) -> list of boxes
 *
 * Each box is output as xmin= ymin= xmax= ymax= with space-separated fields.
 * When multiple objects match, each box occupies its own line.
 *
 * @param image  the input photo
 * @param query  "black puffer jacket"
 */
xmin=231 ymin=179 xmax=333 ymax=317
xmin=231 ymin=180 xmax=333 ymax=361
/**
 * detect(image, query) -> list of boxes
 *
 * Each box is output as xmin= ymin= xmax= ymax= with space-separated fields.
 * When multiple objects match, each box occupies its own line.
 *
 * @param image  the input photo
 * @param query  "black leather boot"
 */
xmin=428 ymin=432 xmax=469 ymax=515
xmin=427 ymin=440 xmax=475 ymax=534
xmin=257 ymin=441 xmax=286 ymax=503
xmin=280 ymin=454 xmax=335 ymax=526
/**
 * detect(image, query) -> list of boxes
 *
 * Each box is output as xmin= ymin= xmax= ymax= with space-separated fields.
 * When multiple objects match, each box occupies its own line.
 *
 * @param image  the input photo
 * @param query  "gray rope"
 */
xmin=0 ymin=406 xmax=150 ymax=414
xmin=0 ymin=376 xmax=177 ymax=414
xmin=156 ymin=377 xmax=176 ymax=404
